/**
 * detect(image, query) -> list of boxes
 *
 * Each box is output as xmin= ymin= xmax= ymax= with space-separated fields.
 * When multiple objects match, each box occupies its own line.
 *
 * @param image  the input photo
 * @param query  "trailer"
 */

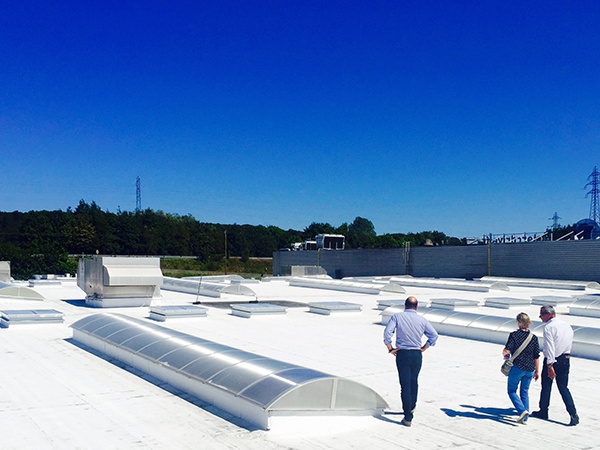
xmin=316 ymin=234 xmax=345 ymax=250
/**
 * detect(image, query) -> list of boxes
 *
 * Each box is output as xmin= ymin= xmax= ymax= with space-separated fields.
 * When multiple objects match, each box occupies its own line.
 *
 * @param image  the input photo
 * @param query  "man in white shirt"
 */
xmin=531 ymin=305 xmax=579 ymax=426
xmin=383 ymin=296 xmax=438 ymax=427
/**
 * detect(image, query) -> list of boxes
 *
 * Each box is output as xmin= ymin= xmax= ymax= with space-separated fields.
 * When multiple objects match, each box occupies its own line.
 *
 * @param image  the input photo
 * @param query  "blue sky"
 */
xmin=1 ymin=1 xmax=599 ymax=238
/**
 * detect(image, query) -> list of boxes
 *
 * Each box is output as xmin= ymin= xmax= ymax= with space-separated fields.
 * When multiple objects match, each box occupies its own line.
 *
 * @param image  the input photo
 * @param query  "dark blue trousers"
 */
xmin=395 ymin=349 xmax=422 ymax=422
xmin=539 ymin=355 xmax=577 ymax=416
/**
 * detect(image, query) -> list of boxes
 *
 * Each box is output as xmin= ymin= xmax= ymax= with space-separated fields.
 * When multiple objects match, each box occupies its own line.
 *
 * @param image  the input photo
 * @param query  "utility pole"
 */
xmin=585 ymin=166 xmax=600 ymax=223
xmin=136 ymin=176 xmax=141 ymax=212
xmin=548 ymin=212 xmax=561 ymax=230
xmin=224 ymin=230 xmax=228 ymax=275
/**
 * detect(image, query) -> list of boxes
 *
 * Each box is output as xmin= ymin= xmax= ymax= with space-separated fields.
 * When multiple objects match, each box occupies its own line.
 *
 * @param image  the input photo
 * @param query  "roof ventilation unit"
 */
xmin=77 ymin=256 xmax=163 ymax=307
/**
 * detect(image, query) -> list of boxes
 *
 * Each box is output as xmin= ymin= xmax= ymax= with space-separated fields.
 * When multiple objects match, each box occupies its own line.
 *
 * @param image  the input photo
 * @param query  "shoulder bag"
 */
xmin=501 ymin=332 xmax=533 ymax=376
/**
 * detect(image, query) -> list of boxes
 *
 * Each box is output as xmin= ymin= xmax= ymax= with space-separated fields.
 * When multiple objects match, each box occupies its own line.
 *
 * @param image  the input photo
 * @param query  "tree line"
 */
xmin=0 ymin=200 xmax=463 ymax=279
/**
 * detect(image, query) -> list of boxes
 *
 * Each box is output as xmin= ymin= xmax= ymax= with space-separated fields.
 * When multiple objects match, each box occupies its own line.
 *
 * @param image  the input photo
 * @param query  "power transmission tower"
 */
xmin=136 ymin=176 xmax=141 ymax=212
xmin=548 ymin=212 xmax=561 ymax=230
xmin=585 ymin=166 xmax=600 ymax=223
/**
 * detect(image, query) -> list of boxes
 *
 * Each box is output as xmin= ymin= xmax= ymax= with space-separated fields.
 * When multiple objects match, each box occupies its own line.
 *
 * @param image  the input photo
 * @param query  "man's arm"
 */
xmin=383 ymin=315 xmax=397 ymax=353
xmin=543 ymin=324 xmax=557 ymax=364
xmin=423 ymin=321 xmax=438 ymax=348
xmin=543 ymin=323 xmax=558 ymax=379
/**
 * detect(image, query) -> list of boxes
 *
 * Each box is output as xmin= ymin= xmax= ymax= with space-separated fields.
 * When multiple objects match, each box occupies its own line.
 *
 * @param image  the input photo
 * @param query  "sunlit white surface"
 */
xmin=1 ymin=277 xmax=599 ymax=449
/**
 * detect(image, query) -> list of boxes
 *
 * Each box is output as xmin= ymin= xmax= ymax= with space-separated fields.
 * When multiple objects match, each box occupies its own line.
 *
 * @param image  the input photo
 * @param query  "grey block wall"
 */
xmin=490 ymin=240 xmax=600 ymax=281
xmin=410 ymin=245 xmax=489 ymax=279
xmin=273 ymin=240 xmax=600 ymax=282
xmin=274 ymin=248 xmax=406 ymax=278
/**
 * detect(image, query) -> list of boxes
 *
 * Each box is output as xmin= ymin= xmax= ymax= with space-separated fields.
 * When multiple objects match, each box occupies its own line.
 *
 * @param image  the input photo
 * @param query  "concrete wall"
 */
xmin=273 ymin=240 xmax=600 ymax=282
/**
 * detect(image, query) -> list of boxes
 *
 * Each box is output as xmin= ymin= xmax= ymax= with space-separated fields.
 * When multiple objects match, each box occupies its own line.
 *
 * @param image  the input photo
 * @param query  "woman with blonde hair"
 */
xmin=503 ymin=312 xmax=540 ymax=424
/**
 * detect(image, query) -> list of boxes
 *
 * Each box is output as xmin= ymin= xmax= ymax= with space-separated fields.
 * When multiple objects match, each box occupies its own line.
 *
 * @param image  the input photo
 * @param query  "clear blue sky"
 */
xmin=2 ymin=1 xmax=599 ymax=238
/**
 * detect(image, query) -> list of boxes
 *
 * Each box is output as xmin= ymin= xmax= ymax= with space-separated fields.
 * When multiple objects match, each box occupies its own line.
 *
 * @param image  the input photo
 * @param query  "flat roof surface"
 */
xmin=1 ymin=278 xmax=598 ymax=449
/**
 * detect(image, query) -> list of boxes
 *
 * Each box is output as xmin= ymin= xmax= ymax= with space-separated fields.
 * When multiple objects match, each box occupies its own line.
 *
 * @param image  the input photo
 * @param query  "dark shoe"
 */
xmin=569 ymin=414 xmax=579 ymax=426
xmin=531 ymin=410 xmax=548 ymax=420
xmin=400 ymin=419 xmax=412 ymax=427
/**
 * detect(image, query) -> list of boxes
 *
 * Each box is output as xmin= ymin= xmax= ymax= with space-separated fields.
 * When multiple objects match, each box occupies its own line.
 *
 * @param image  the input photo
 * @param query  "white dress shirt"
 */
xmin=543 ymin=317 xmax=574 ymax=364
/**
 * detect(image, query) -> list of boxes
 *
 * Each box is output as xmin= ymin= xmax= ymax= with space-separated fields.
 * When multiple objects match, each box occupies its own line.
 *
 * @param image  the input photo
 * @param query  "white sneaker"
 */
xmin=517 ymin=411 xmax=529 ymax=424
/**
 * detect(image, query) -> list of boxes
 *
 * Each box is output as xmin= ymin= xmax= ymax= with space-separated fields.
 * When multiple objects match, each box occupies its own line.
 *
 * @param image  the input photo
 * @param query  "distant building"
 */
xmin=316 ymin=234 xmax=345 ymax=250
xmin=303 ymin=240 xmax=317 ymax=250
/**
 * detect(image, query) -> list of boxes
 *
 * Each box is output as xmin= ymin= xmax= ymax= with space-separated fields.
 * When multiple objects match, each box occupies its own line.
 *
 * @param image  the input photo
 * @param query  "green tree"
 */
xmin=347 ymin=216 xmax=376 ymax=248
xmin=303 ymin=222 xmax=335 ymax=240
xmin=375 ymin=234 xmax=401 ymax=248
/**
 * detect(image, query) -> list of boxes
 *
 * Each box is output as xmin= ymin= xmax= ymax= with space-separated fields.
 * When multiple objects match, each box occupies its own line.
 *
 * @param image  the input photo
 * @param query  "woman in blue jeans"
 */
xmin=502 ymin=313 xmax=540 ymax=424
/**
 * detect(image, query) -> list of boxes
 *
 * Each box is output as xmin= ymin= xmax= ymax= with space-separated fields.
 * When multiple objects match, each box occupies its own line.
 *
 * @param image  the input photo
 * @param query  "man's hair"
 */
xmin=541 ymin=305 xmax=556 ymax=316
xmin=405 ymin=296 xmax=418 ymax=310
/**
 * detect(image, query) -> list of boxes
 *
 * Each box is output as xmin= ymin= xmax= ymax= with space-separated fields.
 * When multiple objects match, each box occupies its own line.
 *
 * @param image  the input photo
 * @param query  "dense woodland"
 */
xmin=0 ymin=200 xmax=467 ymax=279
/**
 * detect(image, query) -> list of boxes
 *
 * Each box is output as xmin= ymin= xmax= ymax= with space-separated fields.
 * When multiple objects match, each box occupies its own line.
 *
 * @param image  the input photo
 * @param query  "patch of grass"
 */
xmin=160 ymin=257 xmax=272 ymax=279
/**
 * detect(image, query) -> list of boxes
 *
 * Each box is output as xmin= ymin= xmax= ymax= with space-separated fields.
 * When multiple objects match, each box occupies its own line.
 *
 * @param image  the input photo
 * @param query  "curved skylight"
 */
xmin=418 ymin=308 xmax=600 ymax=360
xmin=162 ymin=276 xmax=256 ymax=297
xmin=71 ymin=313 xmax=388 ymax=429
xmin=0 ymin=282 xmax=45 ymax=300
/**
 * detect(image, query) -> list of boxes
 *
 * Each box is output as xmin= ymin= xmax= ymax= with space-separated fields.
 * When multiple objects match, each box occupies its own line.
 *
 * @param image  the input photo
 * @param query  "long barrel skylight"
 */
xmin=71 ymin=313 xmax=388 ymax=430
